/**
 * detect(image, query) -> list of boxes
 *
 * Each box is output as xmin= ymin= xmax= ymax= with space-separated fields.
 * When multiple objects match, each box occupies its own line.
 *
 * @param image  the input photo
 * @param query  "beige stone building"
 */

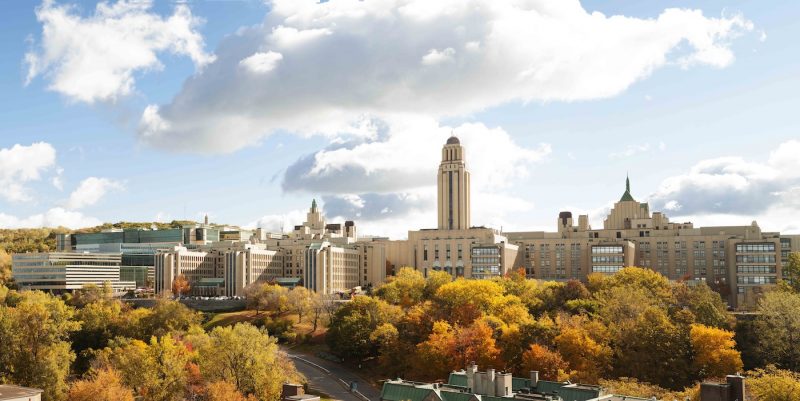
xmin=155 ymin=200 xmax=387 ymax=296
xmin=383 ymin=136 xmax=519 ymax=279
xmin=505 ymin=176 xmax=800 ymax=308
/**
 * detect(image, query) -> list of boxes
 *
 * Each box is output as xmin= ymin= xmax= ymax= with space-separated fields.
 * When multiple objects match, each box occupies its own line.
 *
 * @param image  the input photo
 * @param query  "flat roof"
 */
xmin=0 ymin=385 xmax=43 ymax=400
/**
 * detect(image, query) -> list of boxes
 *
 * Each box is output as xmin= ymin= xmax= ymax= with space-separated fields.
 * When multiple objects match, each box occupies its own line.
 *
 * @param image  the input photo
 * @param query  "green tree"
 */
xmin=784 ymin=252 xmax=800 ymax=293
xmin=753 ymin=289 xmax=800 ymax=370
xmin=327 ymin=296 xmax=402 ymax=361
xmin=672 ymin=282 xmax=733 ymax=329
xmin=196 ymin=323 xmax=299 ymax=400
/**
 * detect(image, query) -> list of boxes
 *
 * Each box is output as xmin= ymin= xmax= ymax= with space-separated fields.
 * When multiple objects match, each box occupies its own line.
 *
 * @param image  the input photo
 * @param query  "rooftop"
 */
xmin=0 ymin=385 xmax=43 ymax=400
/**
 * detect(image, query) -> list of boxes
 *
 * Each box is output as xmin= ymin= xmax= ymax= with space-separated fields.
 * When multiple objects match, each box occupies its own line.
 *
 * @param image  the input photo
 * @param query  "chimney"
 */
xmin=496 ymin=372 xmax=512 ymax=397
xmin=486 ymin=369 xmax=496 ymax=397
xmin=530 ymin=371 xmax=539 ymax=389
xmin=726 ymin=375 xmax=745 ymax=401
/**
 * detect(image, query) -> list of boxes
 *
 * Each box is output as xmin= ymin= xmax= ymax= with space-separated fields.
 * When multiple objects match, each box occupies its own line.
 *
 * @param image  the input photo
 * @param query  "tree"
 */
xmin=140 ymin=299 xmax=201 ymax=339
xmin=0 ymin=249 xmax=11 ymax=286
xmin=554 ymin=316 xmax=611 ymax=384
xmin=205 ymin=381 xmax=257 ymax=401
xmin=68 ymin=368 xmax=135 ymax=401
xmin=69 ymin=283 xmax=113 ymax=308
xmin=375 ymin=267 xmax=426 ymax=307
xmin=415 ymin=321 xmax=456 ymax=380
xmin=747 ymin=365 xmax=800 ymax=401
xmin=753 ymin=289 xmax=800 ymax=370
xmin=309 ymin=292 xmax=326 ymax=332
xmin=673 ymin=282 xmax=733 ymax=329
xmin=452 ymin=319 xmax=502 ymax=371
xmin=93 ymin=336 xmax=191 ymax=401
xmin=424 ymin=270 xmax=452 ymax=299
xmin=611 ymin=307 xmax=691 ymax=389
xmin=197 ymin=323 xmax=299 ymax=400
xmin=0 ymin=290 xmax=79 ymax=401
xmin=245 ymin=283 xmax=289 ymax=315
xmin=433 ymin=279 xmax=505 ymax=325
xmin=327 ymin=296 xmax=402 ymax=361
xmin=689 ymin=323 xmax=743 ymax=378
xmin=287 ymin=287 xmax=313 ymax=323
xmin=521 ymin=344 xmax=569 ymax=381
xmin=598 ymin=378 xmax=699 ymax=401
xmin=785 ymin=252 xmax=800 ymax=293
xmin=171 ymin=274 xmax=190 ymax=297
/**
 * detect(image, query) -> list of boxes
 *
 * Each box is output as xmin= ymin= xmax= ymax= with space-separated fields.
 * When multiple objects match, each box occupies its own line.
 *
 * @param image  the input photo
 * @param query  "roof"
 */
xmin=0 ymin=385 xmax=43 ymax=400
xmin=275 ymin=277 xmax=302 ymax=285
xmin=534 ymin=381 xmax=602 ymax=401
xmin=448 ymin=373 xmax=467 ymax=387
xmin=447 ymin=136 xmax=461 ymax=145
xmin=381 ymin=382 xmax=440 ymax=401
xmin=619 ymin=175 xmax=635 ymax=202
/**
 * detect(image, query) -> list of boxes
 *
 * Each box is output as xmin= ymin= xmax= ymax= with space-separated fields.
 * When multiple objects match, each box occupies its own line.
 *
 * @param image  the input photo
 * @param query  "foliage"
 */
xmin=0 ymin=290 xmax=79 ymax=401
xmin=245 ymin=283 xmax=289 ymax=315
xmin=673 ymin=282 xmax=734 ymax=329
xmin=0 ymin=249 xmax=11 ymax=286
xmin=747 ymin=365 xmax=800 ymax=401
xmin=327 ymin=295 xmax=401 ymax=361
xmin=753 ymin=289 xmax=800 ymax=371
xmin=689 ymin=323 xmax=743 ymax=378
xmin=784 ymin=252 xmax=800 ymax=293
xmin=287 ymin=286 xmax=313 ymax=322
xmin=375 ymin=267 xmax=426 ymax=307
xmin=68 ymin=368 xmax=135 ymax=401
xmin=171 ymin=274 xmax=191 ymax=297
xmin=140 ymin=299 xmax=201 ymax=339
xmin=195 ymin=323 xmax=300 ymax=400
xmin=521 ymin=344 xmax=569 ymax=381
xmin=599 ymin=378 xmax=699 ymax=401
xmin=93 ymin=335 xmax=191 ymax=401
xmin=205 ymin=381 xmax=258 ymax=401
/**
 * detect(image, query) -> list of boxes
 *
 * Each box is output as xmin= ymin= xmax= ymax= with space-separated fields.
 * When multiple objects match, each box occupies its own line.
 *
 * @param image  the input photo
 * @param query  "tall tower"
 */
xmin=438 ymin=135 xmax=471 ymax=230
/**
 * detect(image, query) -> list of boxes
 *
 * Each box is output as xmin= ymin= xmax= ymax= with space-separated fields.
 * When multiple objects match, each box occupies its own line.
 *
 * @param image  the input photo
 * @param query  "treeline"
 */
xmin=326 ymin=267 xmax=800 ymax=399
xmin=0 ymin=284 xmax=299 ymax=401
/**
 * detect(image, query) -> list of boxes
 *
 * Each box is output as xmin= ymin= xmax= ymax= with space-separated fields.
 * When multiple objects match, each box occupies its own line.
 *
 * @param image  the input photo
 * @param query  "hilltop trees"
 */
xmin=752 ymin=289 xmax=800 ymax=371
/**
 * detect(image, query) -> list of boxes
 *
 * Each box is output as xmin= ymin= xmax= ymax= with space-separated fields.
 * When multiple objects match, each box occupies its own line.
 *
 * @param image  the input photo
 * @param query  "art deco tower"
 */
xmin=437 ymin=136 xmax=471 ymax=230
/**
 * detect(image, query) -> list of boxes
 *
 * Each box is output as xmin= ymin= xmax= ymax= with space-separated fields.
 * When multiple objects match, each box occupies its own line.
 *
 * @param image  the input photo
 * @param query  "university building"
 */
xmin=505 ymin=176 xmax=800 ymax=308
xmin=383 ymin=136 xmax=519 ymax=279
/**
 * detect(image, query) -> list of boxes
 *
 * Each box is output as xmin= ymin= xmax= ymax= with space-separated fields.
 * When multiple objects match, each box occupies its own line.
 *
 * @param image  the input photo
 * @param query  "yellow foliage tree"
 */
xmin=747 ymin=365 xmax=800 ymax=401
xmin=554 ymin=316 xmax=611 ymax=384
xmin=689 ymin=323 xmax=743 ymax=378
xmin=521 ymin=344 xmax=570 ymax=381
xmin=205 ymin=381 xmax=257 ymax=401
xmin=68 ymin=368 xmax=135 ymax=401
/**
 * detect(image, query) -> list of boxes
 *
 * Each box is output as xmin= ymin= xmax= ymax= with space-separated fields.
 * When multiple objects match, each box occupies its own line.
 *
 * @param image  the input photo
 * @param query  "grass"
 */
xmin=203 ymin=310 xmax=261 ymax=330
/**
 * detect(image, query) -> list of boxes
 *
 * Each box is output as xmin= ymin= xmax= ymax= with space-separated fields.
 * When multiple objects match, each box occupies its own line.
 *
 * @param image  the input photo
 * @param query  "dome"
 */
xmin=446 ymin=136 xmax=460 ymax=145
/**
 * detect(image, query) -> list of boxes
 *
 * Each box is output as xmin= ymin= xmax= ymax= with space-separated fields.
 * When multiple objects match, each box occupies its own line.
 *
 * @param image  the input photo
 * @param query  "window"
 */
xmin=736 ymin=243 xmax=775 ymax=253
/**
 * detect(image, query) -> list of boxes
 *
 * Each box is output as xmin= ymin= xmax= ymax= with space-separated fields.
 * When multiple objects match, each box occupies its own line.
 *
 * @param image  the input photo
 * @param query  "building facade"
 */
xmin=384 ymin=136 xmax=519 ymax=279
xmin=506 ymin=177 xmax=800 ymax=308
xmin=11 ymin=252 xmax=136 ymax=292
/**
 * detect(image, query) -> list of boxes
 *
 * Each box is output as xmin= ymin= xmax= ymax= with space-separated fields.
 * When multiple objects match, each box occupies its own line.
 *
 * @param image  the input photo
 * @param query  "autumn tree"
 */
xmin=0 ymin=290 xmax=79 ymax=401
xmin=94 ymin=335 xmax=191 ymax=401
xmin=196 ymin=323 xmax=299 ymax=400
xmin=415 ymin=320 xmax=456 ymax=380
xmin=0 ymin=249 xmax=12 ymax=286
xmin=139 ymin=299 xmax=201 ymax=339
xmin=245 ymin=283 xmax=289 ymax=315
xmin=521 ymin=344 xmax=569 ymax=381
xmin=371 ymin=322 xmax=413 ymax=377
xmin=205 ymin=381 xmax=257 ymax=401
xmin=68 ymin=368 xmax=135 ymax=401
xmin=753 ymin=289 xmax=800 ymax=370
xmin=747 ymin=365 xmax=800 ymax=401
xmin=287 ymin=286 xmax=313 ymax=323
xmin=673 ymin=281 xmax=733 ymax=329
xmin=690 ymin=323 xmax=743 ymax=378
xmin=433 ymin=279 xmax=505 ymax=325
xmin=375 ymin=267 xmax=426 ymax=307
xmin=171 ymin=274 xmax=191 ymax=297
xmin=554 ymin=315 xmax=611 ymax=384
xmin=452 ymin=319 xmax=502 ymax=371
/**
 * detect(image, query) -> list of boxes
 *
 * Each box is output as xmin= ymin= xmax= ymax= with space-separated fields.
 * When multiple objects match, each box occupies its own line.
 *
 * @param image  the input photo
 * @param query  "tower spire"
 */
xmin=311 ymin=198 xmax=317 ymax=212
xmin=620 ymin=173 xmax=635 ymax=202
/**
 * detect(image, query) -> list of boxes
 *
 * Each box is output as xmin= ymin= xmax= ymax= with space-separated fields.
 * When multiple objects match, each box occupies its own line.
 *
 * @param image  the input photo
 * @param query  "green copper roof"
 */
xmin=620 ymin=174 xmax=635 ymax=202
xmin=448 ymin=373 xmax=467 ymax=387
xmin=381 ymin=382 xmax=439 ymax=401
xmin=311 ymin=198 xmax=317 ymax=210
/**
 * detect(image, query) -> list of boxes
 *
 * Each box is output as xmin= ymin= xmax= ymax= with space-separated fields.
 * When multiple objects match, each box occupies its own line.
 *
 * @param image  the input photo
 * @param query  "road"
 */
xmin=282 ymin=347 xmax=381 ymax=401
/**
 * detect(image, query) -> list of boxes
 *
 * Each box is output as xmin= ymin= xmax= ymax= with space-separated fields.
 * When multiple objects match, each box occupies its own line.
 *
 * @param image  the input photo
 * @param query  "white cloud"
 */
xmin=65 ymin=177 xmax=124 ymax=209
xmin=52 ymin=167 xmax=64 ymax=190
xmin=0 ymin=142 xmax=57 ymax=202
xmin=609 ymin=143 xmax=651 ymax=159
xmin=647 ymin=139 xmax=800 ymax=218
xmin=25 ymin=0 xmax=214 ymax=103
xmin=0 ymin=208 xmax=101 ymax=229
xmin=138 ymin=0 xmax=753 ymax=153
xmin=239 ymin=51 xmax=283 ymax=74
xmin=245 ymin=209 xmax=308 ymax=233
xmin=421 ymin=47 xmax=456 ymax=66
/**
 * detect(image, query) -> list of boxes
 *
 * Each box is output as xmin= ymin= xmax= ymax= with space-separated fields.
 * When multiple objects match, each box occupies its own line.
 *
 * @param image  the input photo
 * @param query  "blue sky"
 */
xmin=1 ymin=0 xmax=798 ymax=238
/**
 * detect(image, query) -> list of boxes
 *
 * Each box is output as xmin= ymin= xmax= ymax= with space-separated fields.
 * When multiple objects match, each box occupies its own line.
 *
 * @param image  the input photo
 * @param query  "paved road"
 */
xmin=282 ymin=347 xmax=380 ymax=401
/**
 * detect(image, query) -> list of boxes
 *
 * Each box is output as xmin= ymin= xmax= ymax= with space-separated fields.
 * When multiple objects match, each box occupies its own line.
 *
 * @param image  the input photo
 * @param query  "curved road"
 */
xmin=282 ymin=347 xmax=380 ymax=401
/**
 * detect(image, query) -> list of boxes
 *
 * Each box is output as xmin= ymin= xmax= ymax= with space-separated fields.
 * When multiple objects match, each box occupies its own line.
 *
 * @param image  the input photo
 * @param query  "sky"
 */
xmin=0 ymin=0 xmax=799 ymax=239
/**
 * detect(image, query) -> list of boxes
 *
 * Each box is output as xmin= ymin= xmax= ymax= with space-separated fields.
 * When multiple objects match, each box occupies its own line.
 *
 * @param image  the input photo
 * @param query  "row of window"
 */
xmin=737 ymin=276 xmax=777 ymax=284
xmin=592 ymin=246 xmax=624 ymax=254
xmin=737 ymin=265 xmax=777 ymax=274
xmin=736 ymin=243 xmax=775 ymax=253
xmin=736 ymin=255 xmax=776 ymax=264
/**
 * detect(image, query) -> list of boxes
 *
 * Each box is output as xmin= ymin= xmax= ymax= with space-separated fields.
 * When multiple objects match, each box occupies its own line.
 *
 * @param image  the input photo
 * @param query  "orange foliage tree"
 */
xmin=521 ymin=344 xmax=569 ymax=381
